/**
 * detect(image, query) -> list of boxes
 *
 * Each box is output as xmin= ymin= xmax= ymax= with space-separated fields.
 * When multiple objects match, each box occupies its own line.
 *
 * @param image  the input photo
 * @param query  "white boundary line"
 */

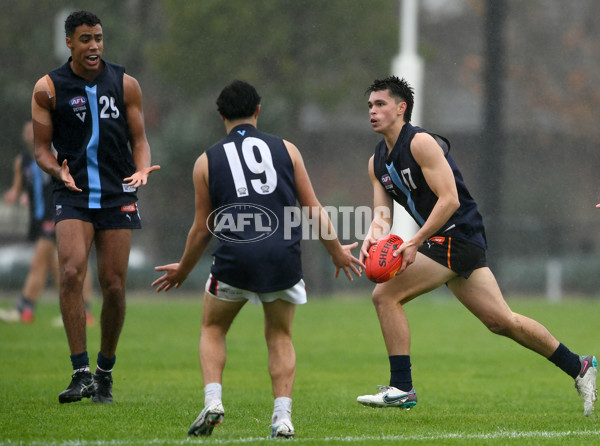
xmin=2 ymin=429 xmax=600 ymax=445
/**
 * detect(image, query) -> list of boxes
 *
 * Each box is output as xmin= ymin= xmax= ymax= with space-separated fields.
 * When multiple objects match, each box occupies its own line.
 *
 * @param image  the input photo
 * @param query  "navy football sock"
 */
xmin=548 ymin=343 xmax=581 ymax=379
xmin=70 ymin=351 xmax=90 ymax=374
xmin=96 ymin=352 xmax=116 ymax=373
xmin=389 ymin=355 xmax=413 ymax=391
xmin=16 ymin=295 xmax=35 ymax=313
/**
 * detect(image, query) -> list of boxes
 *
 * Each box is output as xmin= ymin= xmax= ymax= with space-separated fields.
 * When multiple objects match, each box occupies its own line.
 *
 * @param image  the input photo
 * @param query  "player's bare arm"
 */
xmin=396 ymin=132 xmax=460 ymax=271
xmin=123 ymin=74 xmax=160 ymax=187
xmin=32 ymin=76 xmax=82 ymax=192
xmin=285 ymin=140 xmax=363 ymax=280
xmin=153 ymin=154 xmax=212 ymax=292
xmin=361 ymin=155 xmax=394 ymax=263
xmin=4 ymin=155 xmax=23 ymax=204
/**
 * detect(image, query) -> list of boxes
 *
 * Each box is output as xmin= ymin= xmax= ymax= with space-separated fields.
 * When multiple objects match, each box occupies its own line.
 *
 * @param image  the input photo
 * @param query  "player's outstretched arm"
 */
xmin=361 ymin=156 xmax=394 ymax=264
xmin=152 ymin=154 xmax=212 ymax=291
xmin=4 ymin=155 xmax=23 ymax=204
xmin=286 ymin=140 xmax=364 ymax=280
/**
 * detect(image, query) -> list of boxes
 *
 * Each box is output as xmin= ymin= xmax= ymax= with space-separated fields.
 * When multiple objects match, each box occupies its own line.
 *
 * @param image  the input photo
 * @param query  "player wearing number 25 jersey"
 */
xmin=206 ymin=124 xmax=301 ymax=293
xmin=48 ymin=60 xmax=136 ymax=209
xmin=32 ymin=10 xmax=160 ymax=406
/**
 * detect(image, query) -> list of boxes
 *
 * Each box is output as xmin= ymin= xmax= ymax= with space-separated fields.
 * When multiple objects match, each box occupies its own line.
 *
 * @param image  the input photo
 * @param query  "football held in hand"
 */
xmin=365 ymin=234 xmax=404 ymax=283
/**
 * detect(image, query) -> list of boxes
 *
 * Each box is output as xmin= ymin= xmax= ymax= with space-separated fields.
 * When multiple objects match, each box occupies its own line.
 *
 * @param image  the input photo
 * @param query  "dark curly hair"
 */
xmin=216 ymin=80 xmax=261 ymax=121
xmin=366 ymin=76 xmax=414 ymax=122
xmin=64 ymin=11 xmax=102 ymax=37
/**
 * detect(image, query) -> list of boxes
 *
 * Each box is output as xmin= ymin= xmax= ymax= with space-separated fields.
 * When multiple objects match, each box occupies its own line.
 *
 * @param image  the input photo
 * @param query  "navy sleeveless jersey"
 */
xmin=373 ymin=122 xmax=487 ymax=249
xmin=21 ymin=150 xmax=54 ymax=222
xmin=206 ymin=124 xmax=302 ymax=293
xmin=49 ymin=59 xmax=137 ymax=208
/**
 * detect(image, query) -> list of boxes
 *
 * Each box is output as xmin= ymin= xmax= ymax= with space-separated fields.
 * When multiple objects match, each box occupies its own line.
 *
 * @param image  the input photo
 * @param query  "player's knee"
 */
xmin=201 ymin=322 xmax=228 ymax=338
xmin=98 ymin=276 xmax=126 ymax=299
xmin=371 ymin=287 xmax=405 ymax=309
xmin=265 ymin=323 xmax=292 ymax=343
xmin=371 ymin=288 xmax=385 ymax=307
xmin=60 ymin=265 xmax=85 ymax=288
xmin=481 ymin=314 xmax=513 ymax=336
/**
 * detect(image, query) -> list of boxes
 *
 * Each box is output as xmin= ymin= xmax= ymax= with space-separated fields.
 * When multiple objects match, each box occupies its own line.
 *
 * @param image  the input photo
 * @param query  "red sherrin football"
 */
xmin=365 ymin=234 xmax=404 ymax=283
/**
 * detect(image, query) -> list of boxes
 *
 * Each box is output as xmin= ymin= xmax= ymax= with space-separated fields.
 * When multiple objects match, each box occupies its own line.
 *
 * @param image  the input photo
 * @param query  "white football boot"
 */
xmin=575 ymin=355 xmax=597 ymax=416
xmin=269 ymin=418 xmax=295 ymax=439
xmin=357 ymin=385 xmax=417 ymax=408
xmin=188 ymin=401 xmax=224 ymax=436
xmin=0 ymin=308 xmax=20 ymax=323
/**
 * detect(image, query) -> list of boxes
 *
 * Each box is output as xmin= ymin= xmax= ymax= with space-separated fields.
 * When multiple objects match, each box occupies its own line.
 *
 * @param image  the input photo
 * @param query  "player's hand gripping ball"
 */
xmin=365 ymin=234 xmax=404 ymax=283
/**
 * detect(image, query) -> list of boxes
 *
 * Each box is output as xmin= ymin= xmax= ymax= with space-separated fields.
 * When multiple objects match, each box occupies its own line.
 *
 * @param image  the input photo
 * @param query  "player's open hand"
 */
xmin=60 ymin=159 xmax=82 ymax=192
xmin=332 ymin=241 xmax=365 ymax=281
xmin=152 ymin=262 xmax=186 ymax=292
xmin=124 ymin=165 xmax=161 ymax=188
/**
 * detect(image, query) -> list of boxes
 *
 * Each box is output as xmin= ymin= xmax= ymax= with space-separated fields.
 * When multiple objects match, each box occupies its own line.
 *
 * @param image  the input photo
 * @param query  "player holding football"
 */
xmin=152 ymin=80 xmax=363 ymax=438
xmin=357 ymin=76 xmax=597 ymax=416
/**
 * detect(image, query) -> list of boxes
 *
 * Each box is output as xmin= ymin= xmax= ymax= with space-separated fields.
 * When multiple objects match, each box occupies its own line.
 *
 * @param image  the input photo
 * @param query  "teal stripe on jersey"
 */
xmin=31 ymin=160 xmax=45 ymax=220
xmin=386 ymin=162 xmax=425 ymax=226
xmin=85 ymin=85 xmax=101 ymax=209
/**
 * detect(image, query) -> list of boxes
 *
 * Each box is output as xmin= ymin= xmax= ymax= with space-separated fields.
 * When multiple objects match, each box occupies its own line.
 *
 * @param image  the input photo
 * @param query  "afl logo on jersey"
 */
xmin=208 ymin=203 xmax=279 ymax=243
xmin=381 ymin=174 xmax=394 ymax=190
xmin=69 ymin=96 xmax=87 ymax=107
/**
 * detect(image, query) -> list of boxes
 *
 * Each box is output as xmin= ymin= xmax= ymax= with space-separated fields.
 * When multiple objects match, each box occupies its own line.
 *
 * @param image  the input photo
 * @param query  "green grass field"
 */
xmin=0 ymin=290 xmax=598 ymax=445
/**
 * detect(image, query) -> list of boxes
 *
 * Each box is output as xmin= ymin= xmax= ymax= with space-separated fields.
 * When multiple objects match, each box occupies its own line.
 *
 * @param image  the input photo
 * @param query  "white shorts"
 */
xmin=205 ymin=274 xmax=307 ymax=306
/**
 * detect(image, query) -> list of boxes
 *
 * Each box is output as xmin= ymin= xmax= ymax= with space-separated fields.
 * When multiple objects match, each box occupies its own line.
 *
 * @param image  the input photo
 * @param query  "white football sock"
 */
xmin=272 ymin=396 xmax=292 ymax=425
xmin=204 ymin=382 xmax=222 ymax=406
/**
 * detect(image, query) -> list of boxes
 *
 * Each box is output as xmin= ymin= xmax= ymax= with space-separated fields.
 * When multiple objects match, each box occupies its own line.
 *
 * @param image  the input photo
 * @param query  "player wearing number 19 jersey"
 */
xmin=206 ymin=123 xmax=302 ymax=293
xmin=152 ymin=80 xmax=363 ymax=438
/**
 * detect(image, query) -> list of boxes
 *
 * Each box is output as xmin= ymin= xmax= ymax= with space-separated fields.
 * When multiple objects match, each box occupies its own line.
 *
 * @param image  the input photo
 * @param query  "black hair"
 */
xmin=216 ymin=80 xmax=261 ymax=120
xmin=64 ymin=11 xmax=102 ymax=37
xmin=366 ymin=76 xmax=414 ymax=122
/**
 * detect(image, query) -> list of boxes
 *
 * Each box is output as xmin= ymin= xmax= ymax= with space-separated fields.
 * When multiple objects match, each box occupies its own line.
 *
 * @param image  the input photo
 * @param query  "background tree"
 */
xmin=1 ymin=0 xmax=599 ymax=294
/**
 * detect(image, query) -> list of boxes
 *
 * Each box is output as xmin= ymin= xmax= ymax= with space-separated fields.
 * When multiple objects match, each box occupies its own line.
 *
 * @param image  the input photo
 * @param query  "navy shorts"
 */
xmin=28 ymin=218 xmax=56 ymax=241
xmin=55 ymin=203 xmax=142 ymax=230
xmin=418 ymin=236 xmax=487 ymax=279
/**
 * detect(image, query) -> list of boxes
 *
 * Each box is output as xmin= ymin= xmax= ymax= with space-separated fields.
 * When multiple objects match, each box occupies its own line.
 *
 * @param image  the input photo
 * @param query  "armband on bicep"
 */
xmin=31 ymin=75 xmax=55 ymax=126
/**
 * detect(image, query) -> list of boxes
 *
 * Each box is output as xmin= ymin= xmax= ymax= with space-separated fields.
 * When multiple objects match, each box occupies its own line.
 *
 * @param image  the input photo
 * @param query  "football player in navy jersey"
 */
xmin=0 ymin=121 xmax=94 ymax=326
xmin=32 ymin=11 xmax=159 ymax=405
xmin=153 ymin=80 xmax=363 ymax=438
xmin=356 ymin=76 xmax=596 ymax=416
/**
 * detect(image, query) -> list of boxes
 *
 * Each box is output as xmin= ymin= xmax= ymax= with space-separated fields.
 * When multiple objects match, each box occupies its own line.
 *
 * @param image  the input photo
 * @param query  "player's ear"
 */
xmin=66 ymin=37 xmax=73 ymax=50
xmin=254 ymin=105 xmax=261 ymax=118
xmin=397 ymin=101 xmax=406 ymax=116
